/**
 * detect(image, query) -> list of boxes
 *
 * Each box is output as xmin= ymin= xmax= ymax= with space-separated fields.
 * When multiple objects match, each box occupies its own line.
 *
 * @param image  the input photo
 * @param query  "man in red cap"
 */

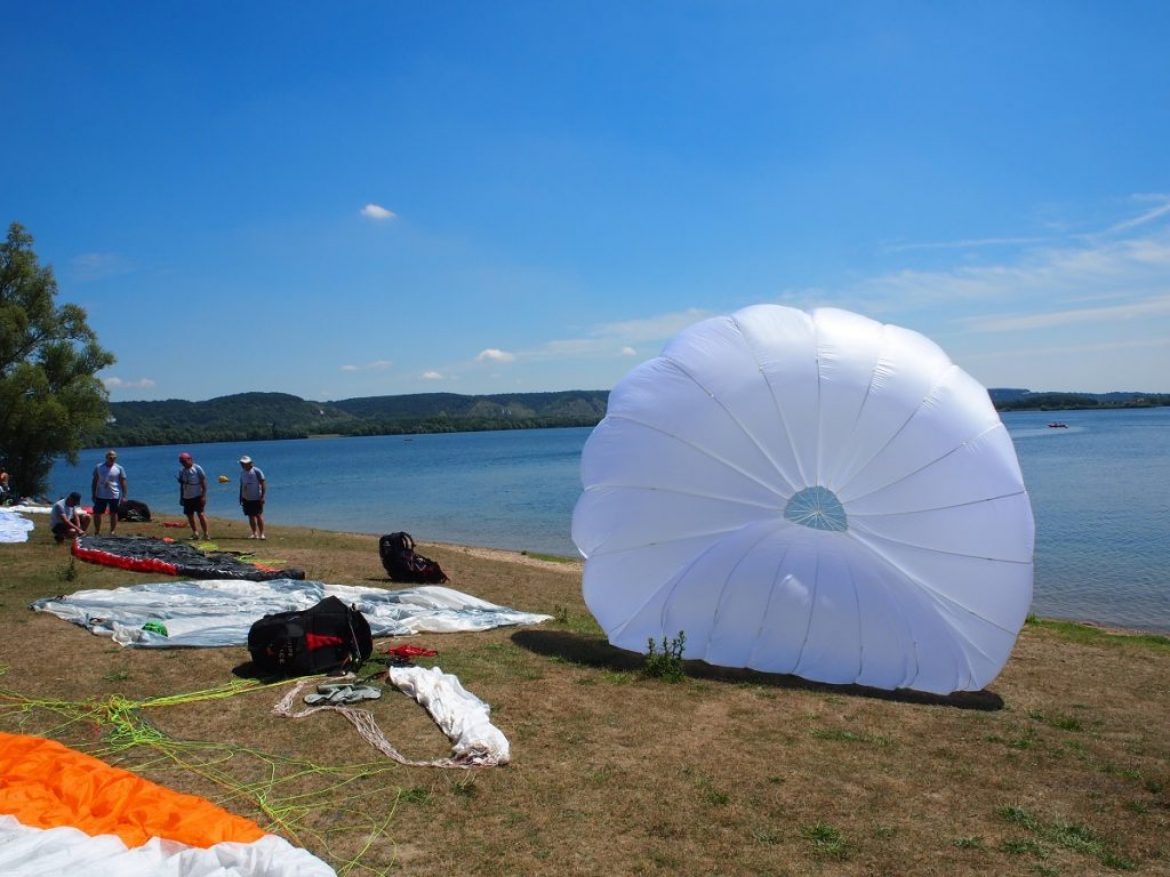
xmin=176 ymin=452 xmax=209 ymax=540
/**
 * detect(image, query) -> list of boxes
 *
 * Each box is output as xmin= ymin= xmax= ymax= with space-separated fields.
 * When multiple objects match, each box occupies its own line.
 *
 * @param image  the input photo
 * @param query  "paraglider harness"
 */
xmin=247 ymin=596 xmax=373 ymax=676
xmin=378 ymin=532 xmax=448 ymax=584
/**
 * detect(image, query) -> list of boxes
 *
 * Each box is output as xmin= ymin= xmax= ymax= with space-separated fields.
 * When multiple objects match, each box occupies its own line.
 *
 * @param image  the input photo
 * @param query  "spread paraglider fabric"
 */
xmin=572 ymin=305 xmax=1034 ymax=695
xmin=0 ymin=509 xmax=35 ymax=543
xmin=32 ymin=580 xmax=552 ymax=647
xmin=71 ymin=535 xmax=306 ymax=581
xmin=0 ymin=731 xmax=335 ymax=876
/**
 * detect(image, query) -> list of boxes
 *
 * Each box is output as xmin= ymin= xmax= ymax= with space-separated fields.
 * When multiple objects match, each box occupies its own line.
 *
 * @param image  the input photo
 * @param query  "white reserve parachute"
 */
xmin=572 ymin=305 xmax=1034 ymax=694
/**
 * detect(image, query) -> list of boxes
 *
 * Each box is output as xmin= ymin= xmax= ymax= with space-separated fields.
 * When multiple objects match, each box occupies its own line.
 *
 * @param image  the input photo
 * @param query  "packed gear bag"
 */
xmin=247 ymin=596 xmax=373 ymax=676
xmin=119 ymin=499 xmax=152 ymax=522
xmin=379 ymin=532 xmax=448 ymax=584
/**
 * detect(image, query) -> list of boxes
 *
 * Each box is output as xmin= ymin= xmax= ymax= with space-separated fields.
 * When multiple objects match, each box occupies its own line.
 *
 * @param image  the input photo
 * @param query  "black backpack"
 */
xmin=378 ymin=532 xmax=448 ymax=584
xmin=247 ymin=596 xmax=373 ymax=676
xmin=119 ymin=499 xmax=152 ymax=522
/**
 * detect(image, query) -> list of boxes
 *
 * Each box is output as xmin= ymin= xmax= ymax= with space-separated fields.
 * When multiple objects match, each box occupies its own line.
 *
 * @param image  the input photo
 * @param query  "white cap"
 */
xmin=239 ymin=455 xmax=252 ymax=464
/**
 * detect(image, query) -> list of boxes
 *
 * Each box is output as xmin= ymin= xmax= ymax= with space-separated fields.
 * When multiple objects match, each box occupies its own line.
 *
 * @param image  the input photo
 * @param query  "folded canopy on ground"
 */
xmin=32 ymin=580 xmax=552 ymax=647
xmin=72 ymin=535 xmax=306 ymax=581
xmin=0 ymin=731 xmax=334 ymax=876
xmin=572 ymin=305 xmax=1034 ymax=695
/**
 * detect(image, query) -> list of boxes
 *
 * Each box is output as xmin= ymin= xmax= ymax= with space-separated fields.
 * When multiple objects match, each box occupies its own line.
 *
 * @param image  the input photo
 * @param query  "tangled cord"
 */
xmin=0 ymin=671 xmax=417 ymax=876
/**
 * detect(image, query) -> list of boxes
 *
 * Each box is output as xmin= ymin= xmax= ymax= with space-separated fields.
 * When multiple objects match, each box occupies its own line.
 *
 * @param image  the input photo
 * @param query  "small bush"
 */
xmin=643 ymin=631 xmax=686 ymax=682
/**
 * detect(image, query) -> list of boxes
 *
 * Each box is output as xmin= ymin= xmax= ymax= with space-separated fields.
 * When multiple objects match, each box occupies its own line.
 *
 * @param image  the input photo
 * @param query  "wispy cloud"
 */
xmin=71 ymin=252 xmax=134 ymax=281
xmin=475 ymin=348 xmax=515 ymax=363
xmin=1103 ymin=194 xmax=1170 ymax=234
xmin=421 ymin=370 xmax=443 ymax=380
xmin=360 ymin=203 xmax=396 ymax=221
xmin=103 ymin=376 xmax=156 ymax=389
xmin=966 ymin=294 xmax=1170 ymax=332
xmin=620 ymin=346 xmax=638 ymax=356
xmin=340 ymin=360 xmax=393 ymax=372
xmin=883 ymin=235 xmax=1052 ymax=254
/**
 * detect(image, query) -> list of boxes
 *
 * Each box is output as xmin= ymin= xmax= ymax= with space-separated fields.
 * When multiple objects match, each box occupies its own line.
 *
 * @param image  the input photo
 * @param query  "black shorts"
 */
xmin=181 ymin=496 xmax=205 ymax=515
xmin=241 ymin=499 xmax=264 ymax=517
xmin=92 ymin=497 xmax=120 ymax=514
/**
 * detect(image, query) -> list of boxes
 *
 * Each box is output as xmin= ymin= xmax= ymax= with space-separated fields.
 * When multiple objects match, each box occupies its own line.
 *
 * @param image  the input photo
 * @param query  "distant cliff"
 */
xmin=89 ymin=390 xmax=610 ymax=447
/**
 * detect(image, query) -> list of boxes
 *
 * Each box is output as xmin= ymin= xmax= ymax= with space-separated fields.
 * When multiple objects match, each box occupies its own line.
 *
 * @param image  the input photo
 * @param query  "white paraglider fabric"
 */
xmin=32 ymin=580 xmax=551 ymax=647
xmin=572 ymin=305 xmax=1033 ymax=694
xmin=0 ymin=509 xmax=35 ymax=543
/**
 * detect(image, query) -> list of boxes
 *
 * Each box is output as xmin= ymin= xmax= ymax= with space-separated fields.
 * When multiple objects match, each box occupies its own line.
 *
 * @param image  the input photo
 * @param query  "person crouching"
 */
xmin=50 ymin=492 xmax=90 ymax=543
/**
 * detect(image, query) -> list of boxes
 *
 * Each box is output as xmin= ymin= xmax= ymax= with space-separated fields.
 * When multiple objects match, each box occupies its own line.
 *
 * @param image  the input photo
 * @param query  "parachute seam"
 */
xmin=791 ymin=550 xmax=821 ymax=677
xmin=840 ymin=421 xmax=1006 ymax=507
xmin=707 ymin=524 xmax=777 ymax=660
xmin=745 ymin=539 xmax=795 ymax=669
xmin=850 ymin=532 xmax=1000 ymax=689
xmin=606 ymin=524 xmax=762 ymax=641
xmin=729 ymin=312 xmax=807 ymax=489
xmin=846 ymin=489 xmax=1028 ymax=518
xmin=846 ymin=553 xmax=864 ymax=685
xmin=584 ymin=523 xmax=765 ymax=559
xmin=849 ymin=521 xmax=1032 ymax=564
xmin=826 ymin=322 xmax=887 ymax=489
xmin=851 ymin=551 xmax=920 ymax=688
xmin=833 ymin=363 xmax=963 ymax=499
xmin=847 ymin=531 xmax=1022 ymax=637
xmin=582 ymin=482 xmax=780 ymax=512
xmin=660 ymin=353 xmax=798 ymax=497
xmin=605 ymin=412 xmax=788 ymax=500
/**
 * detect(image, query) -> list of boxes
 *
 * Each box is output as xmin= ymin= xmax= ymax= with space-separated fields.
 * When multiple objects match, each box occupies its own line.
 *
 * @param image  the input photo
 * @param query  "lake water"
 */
xmin=50 ymin=407 xmax=1170 ymax=633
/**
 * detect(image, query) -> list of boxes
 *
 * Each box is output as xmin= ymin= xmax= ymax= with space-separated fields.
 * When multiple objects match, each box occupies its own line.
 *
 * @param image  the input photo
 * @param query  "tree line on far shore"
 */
xmin=4 ymin=218 xmax=1168 ymax=495
xmin=85 ymin=390 xmax=610 ymax=448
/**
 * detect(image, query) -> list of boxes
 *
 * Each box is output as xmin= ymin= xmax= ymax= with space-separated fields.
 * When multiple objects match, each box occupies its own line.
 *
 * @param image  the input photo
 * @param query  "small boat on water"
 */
xmin=1048 ymin=422 xmax=1068 ymax=429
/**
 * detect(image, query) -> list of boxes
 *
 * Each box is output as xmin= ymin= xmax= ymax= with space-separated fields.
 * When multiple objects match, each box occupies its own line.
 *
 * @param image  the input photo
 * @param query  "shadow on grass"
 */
xmin=512 ymin=629 xmax=1005 ymax=712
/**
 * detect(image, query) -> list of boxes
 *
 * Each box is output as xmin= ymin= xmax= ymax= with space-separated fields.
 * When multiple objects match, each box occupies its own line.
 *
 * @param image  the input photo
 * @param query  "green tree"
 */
xmin=0 ymin=222 xmax=115 ymax=497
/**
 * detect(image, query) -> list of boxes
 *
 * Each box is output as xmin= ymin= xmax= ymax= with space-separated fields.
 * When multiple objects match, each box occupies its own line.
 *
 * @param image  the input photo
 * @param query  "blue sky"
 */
xmin=4 ymin=2 xmax=1169 ymax=401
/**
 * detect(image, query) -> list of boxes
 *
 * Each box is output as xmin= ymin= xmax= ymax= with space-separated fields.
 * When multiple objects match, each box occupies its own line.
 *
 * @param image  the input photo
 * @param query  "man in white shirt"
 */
xmin=238 ymin=455 xmax=267 ymax=540
xmin=177 ymin=451 xmax=209 ymax=540
xmin=91 ymin=449 xmax=128 ymax=536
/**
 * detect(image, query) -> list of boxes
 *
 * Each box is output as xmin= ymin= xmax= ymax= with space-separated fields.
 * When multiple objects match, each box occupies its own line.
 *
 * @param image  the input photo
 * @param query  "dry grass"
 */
xmin=1 ymin=511 xmax=1168 ymax=875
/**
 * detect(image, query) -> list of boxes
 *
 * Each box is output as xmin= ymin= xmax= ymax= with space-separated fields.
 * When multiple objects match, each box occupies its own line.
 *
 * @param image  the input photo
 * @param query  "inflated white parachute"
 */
xmin=572 ymin=305 xmax=1033 ymax=694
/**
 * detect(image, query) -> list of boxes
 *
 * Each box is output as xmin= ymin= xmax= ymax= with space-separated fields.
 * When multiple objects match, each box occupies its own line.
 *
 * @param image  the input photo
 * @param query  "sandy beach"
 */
xmin=1 ymin=511 xmax=1167 ymax=875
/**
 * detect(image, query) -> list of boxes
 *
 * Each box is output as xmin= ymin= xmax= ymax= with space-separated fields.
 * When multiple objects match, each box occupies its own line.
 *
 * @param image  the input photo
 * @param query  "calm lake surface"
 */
xmin=51 ymin=407 xmax=1170 ymax=633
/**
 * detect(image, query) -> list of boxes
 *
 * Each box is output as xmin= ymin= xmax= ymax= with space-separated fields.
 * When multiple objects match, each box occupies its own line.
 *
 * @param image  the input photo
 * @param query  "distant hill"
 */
xmin=989 ymin=389 xmax=1170 ymax=411
xmin=91 ymin=390 xmax=610 ymax=447
xmin=87 ymin=386 xmax=1169 ymax=448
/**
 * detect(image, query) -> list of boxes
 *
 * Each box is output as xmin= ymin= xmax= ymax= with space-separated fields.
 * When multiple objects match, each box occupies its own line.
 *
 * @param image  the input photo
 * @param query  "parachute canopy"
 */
xmin=572 ymin=305 xmax=1034 ymax=694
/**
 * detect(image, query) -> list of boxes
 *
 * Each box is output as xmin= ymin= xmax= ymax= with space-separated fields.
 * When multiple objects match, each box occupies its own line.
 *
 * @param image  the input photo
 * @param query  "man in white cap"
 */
xmin=238 ymin=455 xmax=267 ymax=540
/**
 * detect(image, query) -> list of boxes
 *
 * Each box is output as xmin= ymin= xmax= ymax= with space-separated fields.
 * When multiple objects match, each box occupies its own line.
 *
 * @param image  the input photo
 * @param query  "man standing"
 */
xmin=238 ymin=455 xmax=267 ymax=540
xmin=177 ymin=451 xmax=209 ymax=540
xmin=91 ymin=449 xmax=127 ymax=535
xmin=50 ymin=492 xmax=90 ymax=543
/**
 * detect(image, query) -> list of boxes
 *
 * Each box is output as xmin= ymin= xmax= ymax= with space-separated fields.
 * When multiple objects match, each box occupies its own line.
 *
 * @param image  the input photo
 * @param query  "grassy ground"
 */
xmin=1 ymin=511 xmax=1168 ymax=876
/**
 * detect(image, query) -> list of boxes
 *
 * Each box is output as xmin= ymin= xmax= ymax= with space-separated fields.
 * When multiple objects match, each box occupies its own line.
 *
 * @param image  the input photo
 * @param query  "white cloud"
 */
xmin=621 ymin=346 xmax=638 ymax=356
xmin=340 ymin=360 xmax=393 ymax=372
xmin=360 ymin=203 xmax=396 ymax=221
xmin=475 ymin=348 xmax=515 ymax=363
xmin=102 ymin=376 xmax=156 ymax=389
xmin=422 ymin=370 xmax=444 ymax=380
